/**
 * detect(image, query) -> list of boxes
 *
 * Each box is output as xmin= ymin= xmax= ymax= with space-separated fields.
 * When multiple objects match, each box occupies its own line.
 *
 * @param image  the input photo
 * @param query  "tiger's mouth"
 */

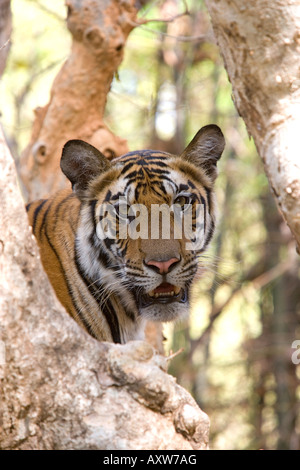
xmin=137 ymin=283 xmax=188 ymax=308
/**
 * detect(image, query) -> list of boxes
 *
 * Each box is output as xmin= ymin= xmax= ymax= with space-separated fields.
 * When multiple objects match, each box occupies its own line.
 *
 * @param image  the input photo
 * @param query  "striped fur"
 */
xmin=26 ymin=125 xmax=225 ymax=343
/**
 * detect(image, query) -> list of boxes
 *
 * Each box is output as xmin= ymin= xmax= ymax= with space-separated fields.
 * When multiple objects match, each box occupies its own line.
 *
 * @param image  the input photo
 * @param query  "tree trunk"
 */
xmin=0 ymin=0 xmax=11 ymax=77
xmin=19 ymin=0 xmax=136 ymax=201
xmin=0 ymin=128 xmax=210 ymax=450
xmin=205 ymin=0 xmax=300 ymax=252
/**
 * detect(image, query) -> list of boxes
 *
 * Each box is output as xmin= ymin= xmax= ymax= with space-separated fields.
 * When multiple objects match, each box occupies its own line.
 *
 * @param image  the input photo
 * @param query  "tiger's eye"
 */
xmin=174 ymin=195 xmax=192 ymax=210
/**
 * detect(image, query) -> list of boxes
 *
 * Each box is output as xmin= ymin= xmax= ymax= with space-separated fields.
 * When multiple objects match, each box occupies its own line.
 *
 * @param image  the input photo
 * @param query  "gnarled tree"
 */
xmin=19 ymin=0 xmax=136 ymax=201
xmin=205 ymin=0 xmax=300 ymax=252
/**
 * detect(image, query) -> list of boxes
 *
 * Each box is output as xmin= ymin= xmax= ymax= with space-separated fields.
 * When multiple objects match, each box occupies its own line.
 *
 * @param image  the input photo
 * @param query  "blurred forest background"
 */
xmin=1 ymin=0 xmax=300 ymax=450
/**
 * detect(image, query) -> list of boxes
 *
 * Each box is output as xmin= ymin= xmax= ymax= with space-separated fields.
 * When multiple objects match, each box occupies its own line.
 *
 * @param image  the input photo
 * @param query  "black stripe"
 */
xmin=53 ymin=193 xmax=75 ymax=229
xmin=144 ymin=168 xmax=170 ymax=175
xmin=199 ymin=194 xmax=206 ymax=234
xmin=124 ymin=177 xmax=138 ymax=192
xmin=153 ymin=175 xmax=176 ymax=186
xmin=121 ymin=302 xmax=135 ymax=322
xmin=104 ymin=237 xmax=115 ymax=250
xmin=39 ymin=200 xmax=52 ymax=238
xmin=104 ymin=190 xmax=112 ymax=202
xmin=148 ymin=184 xmax=167 ymax=198
xmin=121 ymin=150 xmax=169 ymax=159
xmin=34 ymin=196 xmax=90 ymax=331
xmin=148 ymin=160 xmax=169 ymax=167
xmin=31 ymin=199 xmax=47 ymax=234
xmin=110 ymin=191 xmax=125 ymax=201
xmin=203 ymin=219 xmax=215 ymax=249
xmin=42 ymin=220 xmax=97 ymax=339
xmin=84 ymin=237 xmax=135 ymax=326
xmin=187 ymin=179 xmax=196 ymax=189
xmin=123 ymin=171 xmax=165 ymax=188
xmin=118 ymin=239 xmax=129 ymax=259
xmin=120 ymin=162 xmax=135 ymax=175
xmin=134 ymin=181 xmax=146 ymax=200
xmin=125 ymin=168 xmax=144 ymax=180
xmin=98 ymin=244 xmax=115 ymax=270
xmin=89 ymin=199 xmax=97 ymax=233
xmin=74 ymin=245 xmax=121 ymax=343
xmin=128 ymin=171 xmax=175 ymax=189
xmin=101 ymin=298 xmax=122 ymax=343
xmin=178 ymin=184 xmax=190 ymax=192
xmin=181 ymin=260 xmax=198 ymax=274
xmin=204 ymin=186 xmax=212 ymax=214
xmin=120 ymin=157 xmax=168 ymax=174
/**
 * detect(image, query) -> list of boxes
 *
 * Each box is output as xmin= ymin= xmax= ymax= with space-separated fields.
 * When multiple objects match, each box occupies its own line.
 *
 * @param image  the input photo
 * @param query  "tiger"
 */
xmin=26 ymin=124 xmax=225 ymax=344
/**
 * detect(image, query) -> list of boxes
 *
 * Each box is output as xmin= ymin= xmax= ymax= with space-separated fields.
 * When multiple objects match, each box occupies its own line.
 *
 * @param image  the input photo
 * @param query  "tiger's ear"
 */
xmin=180 ymin=125 xmax=225 ymax=181
xmin=61 ymin=139 xmax=111 ymax=196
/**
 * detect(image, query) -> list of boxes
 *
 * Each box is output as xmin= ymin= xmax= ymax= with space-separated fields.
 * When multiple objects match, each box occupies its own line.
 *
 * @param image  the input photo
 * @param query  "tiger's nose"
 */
xmin=145 ymin=257 xmax=180 ymax=274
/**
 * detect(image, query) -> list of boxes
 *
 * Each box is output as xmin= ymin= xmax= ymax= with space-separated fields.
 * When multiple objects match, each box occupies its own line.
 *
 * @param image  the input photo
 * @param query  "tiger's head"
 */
xmin=61 ymin=125 xmax=225 ymax=328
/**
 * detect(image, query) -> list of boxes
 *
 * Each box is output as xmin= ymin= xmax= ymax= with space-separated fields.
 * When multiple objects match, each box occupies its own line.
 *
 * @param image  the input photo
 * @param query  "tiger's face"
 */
xmin=61 ymin=125 xmax=225 ymax=326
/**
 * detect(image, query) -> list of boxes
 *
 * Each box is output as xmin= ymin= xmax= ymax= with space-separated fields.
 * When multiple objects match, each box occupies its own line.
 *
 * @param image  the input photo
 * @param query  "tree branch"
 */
xmin=20 ymin=0 xmax=137 ymax=200
xmin=205 ymin=0 xmax=300 ymax=252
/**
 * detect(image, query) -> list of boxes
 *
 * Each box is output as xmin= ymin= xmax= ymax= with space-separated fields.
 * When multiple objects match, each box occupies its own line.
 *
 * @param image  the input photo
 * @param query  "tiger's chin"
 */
xmin=136 ymin=286 xmax=190 ymax=323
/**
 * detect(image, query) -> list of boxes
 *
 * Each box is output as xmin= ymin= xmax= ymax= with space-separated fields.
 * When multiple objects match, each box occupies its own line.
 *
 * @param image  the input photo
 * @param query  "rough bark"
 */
xmin=205 ymin=0 xmax=300 ymax=252
xmin=19 ymin=0 xmax=138 ymax=201
xmin=0 ymin=0 xmax=11 ymax=77
xmin=0 ymin=129 xmax=210 ymax=450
